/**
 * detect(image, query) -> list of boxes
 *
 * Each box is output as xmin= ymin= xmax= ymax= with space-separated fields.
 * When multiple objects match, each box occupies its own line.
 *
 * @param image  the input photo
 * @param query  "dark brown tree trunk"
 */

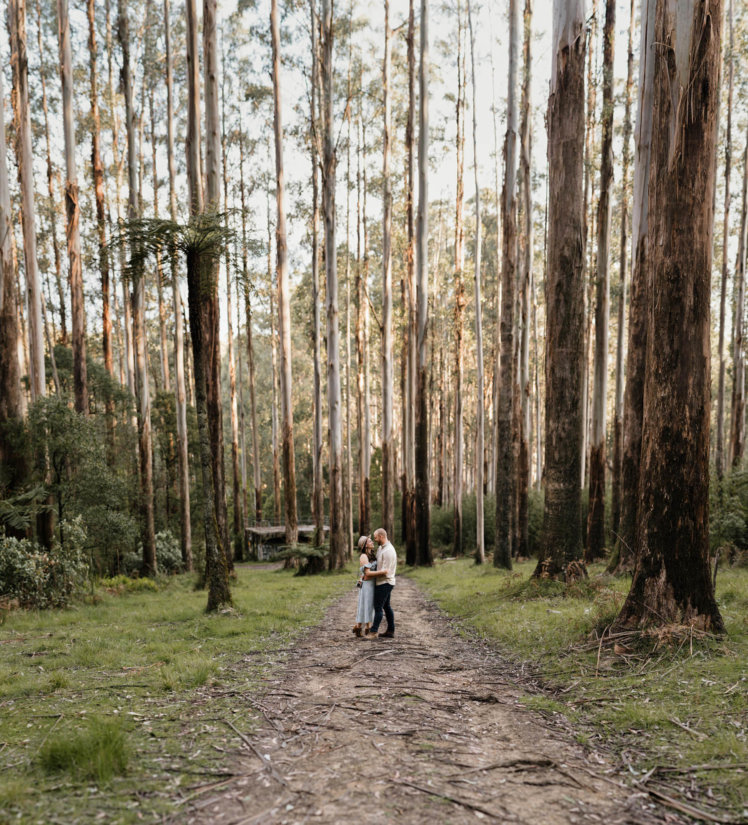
xmin=616 ymin=0 xmax=723 ymax=632
xmin=585 ymin=0 xmax=615 ymax=562
xmin=533 ymin=0 xmax=587 ymax=581
xmin=496 ymin=0 xmax=520 ymax=570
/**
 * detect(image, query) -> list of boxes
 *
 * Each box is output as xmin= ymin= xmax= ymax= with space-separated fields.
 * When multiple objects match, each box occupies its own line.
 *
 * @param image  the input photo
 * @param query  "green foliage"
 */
xmin=99 ymin=575 xmax=159 ymax=594
xmin=710 ymin=471 xmax=748 ymax=562
xmin=123 ymin=531 xmax=183 ymax=577
xmin=39 ymin=717 xmax=129 ymax=783
xmin=429 ymin=490 xmax=544 ymax=557
xmin=0 ymin=518 xmax=89 ymax=609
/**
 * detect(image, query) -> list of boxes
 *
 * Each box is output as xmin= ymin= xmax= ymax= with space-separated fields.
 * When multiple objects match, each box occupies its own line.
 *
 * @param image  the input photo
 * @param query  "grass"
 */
xmin=0 ymin=563 xmax=351 ymax=825
xmin=409 ymin=557 xmax=748 ymax=820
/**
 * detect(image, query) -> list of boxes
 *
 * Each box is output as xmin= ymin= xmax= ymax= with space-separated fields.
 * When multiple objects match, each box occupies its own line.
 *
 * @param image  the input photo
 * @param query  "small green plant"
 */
xmin=39 ymin=717 xmax=129 ymax=783
xmin=100 ymin=574 xmax=159 ymax=594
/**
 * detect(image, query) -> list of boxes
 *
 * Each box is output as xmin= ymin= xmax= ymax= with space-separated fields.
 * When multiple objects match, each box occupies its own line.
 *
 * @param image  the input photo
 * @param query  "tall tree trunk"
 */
xmin=415 ymin=0 xmax=432 ymax=567
xmin=268 ymin=205 xmax=282 ymax=522
xmin=321 ymin=0 xmax=344 ymax=567
xmin=585 ymin=0 xmax=615 ymax=561
xmin=202 ymin=0 xmax=231 ymax=577
xmin=716 ymin=0 xmax=734 ymax=479
xmin=612 ymin=0 xmax=655 ymax=574
xmin=731 ymin=134 xmax=748 ymax=468
xmin=239 ymin=127 xmax=262 ymax=524
xmin=87 ymin=0 xmax=114 ymax=446
xmin=150 ymin=89 xmax=170 ymax=396
xmin=344 ymin=24 xmax=354 ymax=556
xmin=611 ymin=0 xmax=635 ymax=544
xmin=533 ymin=0 xmax=587 ymax=581
xmin=164 ymin=0 xmax=191 ymax=570
xmin=360 ymin=112 xmax=372 ymax=534
xmin=57 ymin=0 xmax=88 ymax=415
xmin=467 ymin=0 xmax=484 ymax=564
xmin=615 ymin=0 xmax=723 ymax=632
xmin=0 ymin=64 xmax=25 ymax=505
xmin=36 ymin=0 xmax=66 ymax=349
xmin=221 ymin=62 xmax=242 ymax=558
xmin=118 ymin=0 xmax=156 ymax=576
xmin=517 ymin=0 xmax=533 ymax=559
xmin=495 ymin=0 xmax=520 ymax=570
xmin=381 ymin=0 xmax=395 ymax=541
xmin=271 ymin=0 xmax=299 ymax=548
xmin=310 ymin=0 xmax=324 ymax=548
xmin=404 ymin=0 xmax=417 ymax=564
xmin=9 ymin=0 xmax=45 ymax=402
xmin=453 ymin=0 xmax=466 ymax=557
xmin=185 ymin=0 xmax=230 ymax=607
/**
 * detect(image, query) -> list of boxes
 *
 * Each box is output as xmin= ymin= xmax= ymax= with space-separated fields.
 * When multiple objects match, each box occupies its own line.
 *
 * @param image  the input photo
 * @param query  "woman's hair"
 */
xmin=357 ymin=535 xmax=368 ymax=551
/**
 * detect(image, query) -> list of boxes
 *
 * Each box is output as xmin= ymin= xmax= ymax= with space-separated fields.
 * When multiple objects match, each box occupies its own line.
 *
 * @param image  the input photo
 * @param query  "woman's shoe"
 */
xmin=353 ymin=626 xmax=362 ymax=637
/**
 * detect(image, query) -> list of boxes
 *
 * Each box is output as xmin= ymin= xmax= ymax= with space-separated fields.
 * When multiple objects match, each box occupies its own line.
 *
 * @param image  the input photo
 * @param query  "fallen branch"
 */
xmin=222 ymin=719 xmax=289 ymax=788
xmin=647 ymin=786 xmax=737 ymax=824
xmin=390 ymin=778 xmax=513 ymax=821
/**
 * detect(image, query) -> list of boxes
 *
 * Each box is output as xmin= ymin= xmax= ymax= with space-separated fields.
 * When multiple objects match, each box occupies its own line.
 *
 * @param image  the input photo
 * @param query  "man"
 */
xmin=362 ymin=528 xmax=396 ymax=639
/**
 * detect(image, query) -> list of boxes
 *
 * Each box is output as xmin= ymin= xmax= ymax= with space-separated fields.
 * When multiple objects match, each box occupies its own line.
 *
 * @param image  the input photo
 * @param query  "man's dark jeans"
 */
xmin=371 ymin=583 xmax=394 ymax=635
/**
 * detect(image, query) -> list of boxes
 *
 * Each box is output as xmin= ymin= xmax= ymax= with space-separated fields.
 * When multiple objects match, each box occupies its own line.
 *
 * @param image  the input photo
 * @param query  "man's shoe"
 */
xmin=376 ymin=631 xmax=395 ymax=639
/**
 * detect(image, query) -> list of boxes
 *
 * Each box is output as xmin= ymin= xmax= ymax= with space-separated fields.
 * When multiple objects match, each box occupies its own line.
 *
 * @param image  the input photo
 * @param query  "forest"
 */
xmin=0 ymin=0 xmax=747 ymax=822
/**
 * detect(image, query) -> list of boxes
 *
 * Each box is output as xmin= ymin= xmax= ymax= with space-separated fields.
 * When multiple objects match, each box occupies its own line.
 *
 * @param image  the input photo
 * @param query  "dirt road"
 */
xmin=176 ymin=578 xmax=681 ymax=824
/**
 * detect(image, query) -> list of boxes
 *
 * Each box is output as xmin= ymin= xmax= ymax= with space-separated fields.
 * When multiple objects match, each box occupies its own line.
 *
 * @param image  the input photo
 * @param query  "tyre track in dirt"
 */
xmin=174 ymin=577 xmax=682 ymax=825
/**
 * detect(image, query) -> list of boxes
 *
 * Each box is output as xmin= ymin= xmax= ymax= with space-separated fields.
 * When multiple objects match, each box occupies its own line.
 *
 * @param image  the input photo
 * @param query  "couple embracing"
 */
xmin=353 ymin=529 xmax=396 ymax=639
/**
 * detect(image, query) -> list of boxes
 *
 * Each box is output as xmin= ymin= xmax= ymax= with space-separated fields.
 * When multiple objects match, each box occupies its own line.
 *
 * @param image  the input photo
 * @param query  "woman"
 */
xmin=353 ymin=535 xmax=376 ymax=637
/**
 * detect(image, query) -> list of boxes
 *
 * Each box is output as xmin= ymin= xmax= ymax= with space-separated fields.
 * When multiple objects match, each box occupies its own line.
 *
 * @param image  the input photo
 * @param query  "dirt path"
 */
xmin=175 ymin=578 xmax=681 ymax=825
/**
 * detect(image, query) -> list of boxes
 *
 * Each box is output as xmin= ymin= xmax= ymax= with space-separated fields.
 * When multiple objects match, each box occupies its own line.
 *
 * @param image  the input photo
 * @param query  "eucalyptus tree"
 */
xmin=716 ymin=0 xmax=734 ymax=478
xmin=611 ymin=0 xmax=635 ymax=542
xmin=320 ymin=0 xmax=345 ymax=569
xmin=585 ymin=0 xmax=615 ymax=561
xmin=0 ymin=65 xmax=25 ymax=502
xmin=414 ymin=0 xmax=432 ymax=567
xmin=272 ymin=0 xmax=299 ymax=548
xmin=495 ymin=0 xmax=520 ymax=570
xmin=612 ymin=0 xmax=655 ymax=574
xmin=118 ymin=0 xmax=156 ymax=575
xmin=533 ymin=0 xmax=587 ymax=580
xmin=731 ymin=131 xmax=748 ymax=468
xmin=381 ymin=0 xmax=395 ymax=540
xmin=8 ymin=0 xmax=45 ymax=402
xmin=164 ymin=0 xmax=192 ymax=569
xmin=615 ymin=0 xmax=723 ymax=632
xmin=468 ymin=0 xmax=484 ymax=564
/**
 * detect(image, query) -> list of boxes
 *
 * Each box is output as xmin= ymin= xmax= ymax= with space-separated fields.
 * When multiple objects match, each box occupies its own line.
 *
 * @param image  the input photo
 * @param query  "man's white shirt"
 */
xmin=376 ymin=541 xmax=397 ymax=587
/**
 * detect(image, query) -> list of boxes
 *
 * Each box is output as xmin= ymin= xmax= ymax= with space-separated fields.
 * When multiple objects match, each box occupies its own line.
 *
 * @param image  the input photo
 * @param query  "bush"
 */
xmin=99 ymin=575 xmax=159 ymax=594
xmin=155 ymin=530 xmax=182 ymax=573
xmin=0 ymin=517 xmax=89 ymax=609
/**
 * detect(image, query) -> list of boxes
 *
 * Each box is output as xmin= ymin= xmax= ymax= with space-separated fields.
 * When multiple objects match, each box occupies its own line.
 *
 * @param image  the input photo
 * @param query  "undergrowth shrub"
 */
xmin=121 ymin=529 xmax=182 ymax=576
xmin=0 ymin=517 xmax=89 ymax=609
xmin=99 ymin=575 xmax=159 ymax=594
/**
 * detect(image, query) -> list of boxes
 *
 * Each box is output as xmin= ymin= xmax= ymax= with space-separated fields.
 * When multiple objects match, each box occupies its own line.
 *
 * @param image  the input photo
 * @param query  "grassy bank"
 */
xmin=409 ymin=558 xmax=748 ymax=821
xmin=0 ymin=564 xmax=351 ymax=824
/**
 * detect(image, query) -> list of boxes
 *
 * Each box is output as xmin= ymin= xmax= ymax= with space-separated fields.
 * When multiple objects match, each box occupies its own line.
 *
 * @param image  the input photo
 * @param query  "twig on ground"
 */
xmin=669 ymin=717 xmax=707 ymax=741
xmin=646 ymin=786 xmax=737 ymax=824
xmin=222 ymin=719 xmax=289 ymax=788
xmin=390 ymin=778 xmax=513 ymax=821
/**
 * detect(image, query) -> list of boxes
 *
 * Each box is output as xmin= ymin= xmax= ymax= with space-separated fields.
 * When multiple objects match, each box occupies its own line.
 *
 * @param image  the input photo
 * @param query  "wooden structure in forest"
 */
xmin=247 ymin=524 xmax=328 ymax=560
